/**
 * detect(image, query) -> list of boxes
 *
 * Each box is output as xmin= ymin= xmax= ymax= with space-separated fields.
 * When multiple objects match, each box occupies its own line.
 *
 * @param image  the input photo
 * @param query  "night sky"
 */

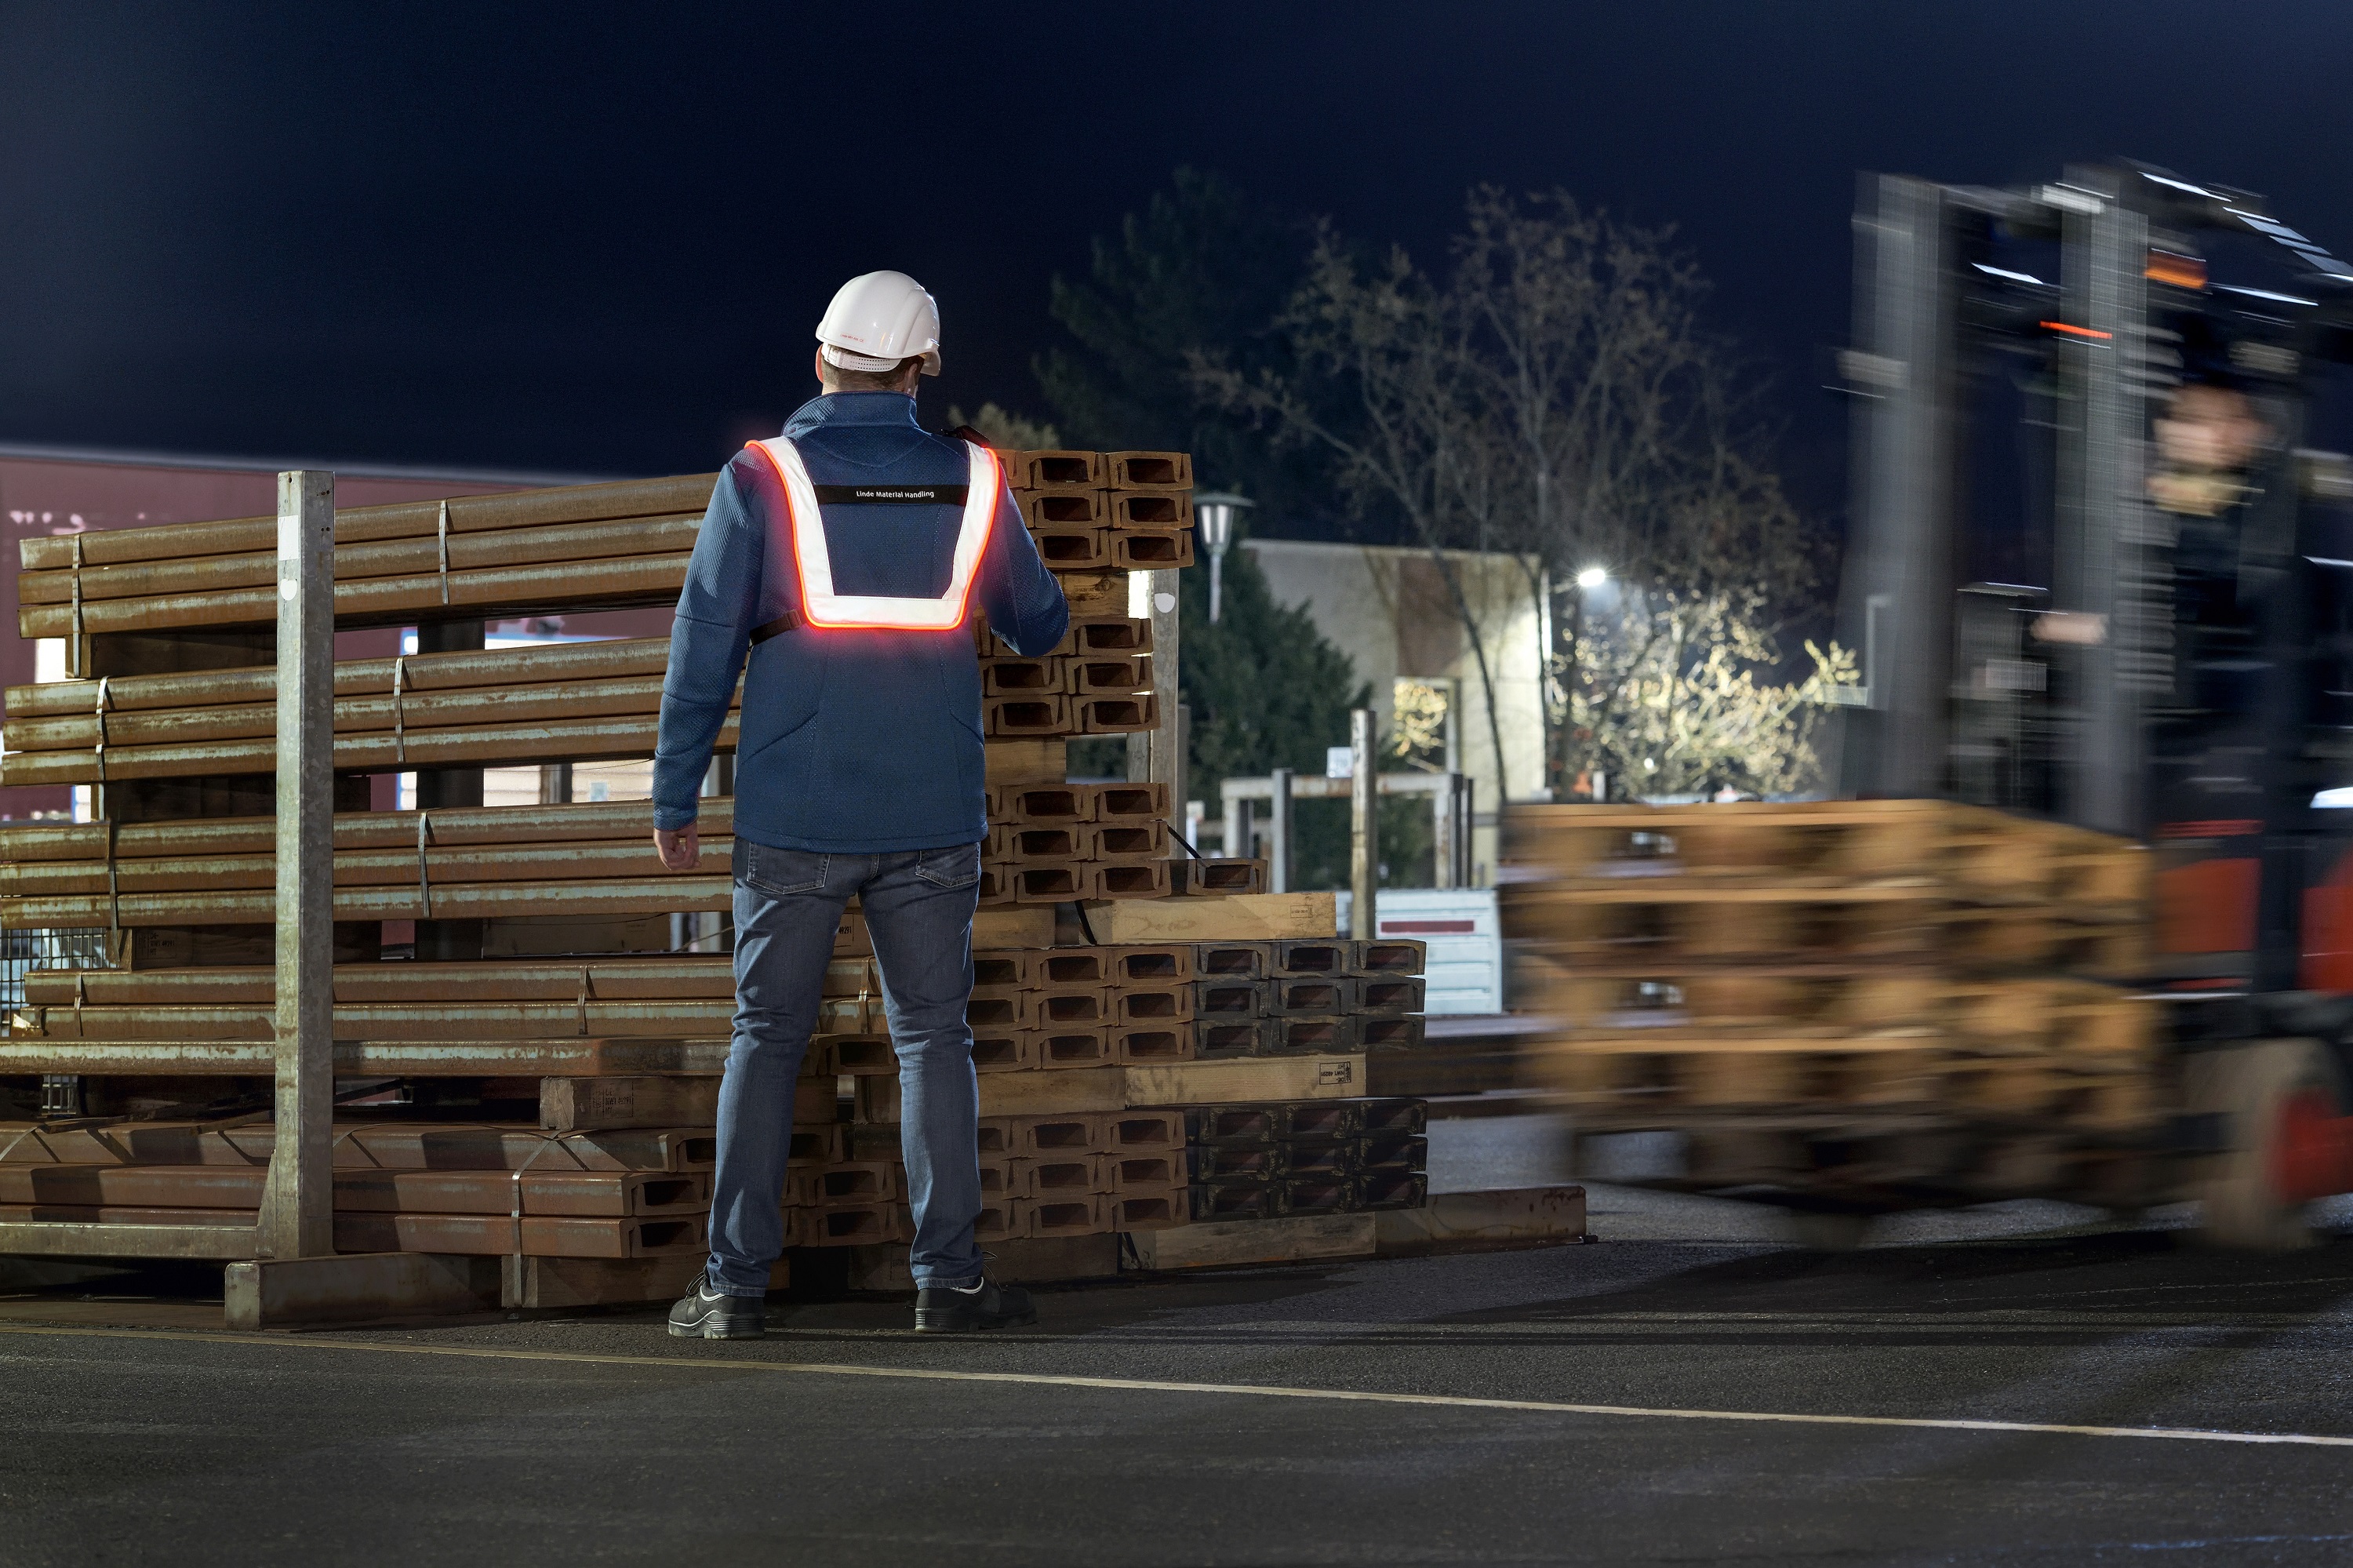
xmin=5 ymin=2 xmax=2352 ymax=519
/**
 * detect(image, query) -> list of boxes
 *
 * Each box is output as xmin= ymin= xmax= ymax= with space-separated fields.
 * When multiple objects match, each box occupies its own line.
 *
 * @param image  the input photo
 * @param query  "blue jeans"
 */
xmin=704 ymin=839 xmax=984 ymax=1295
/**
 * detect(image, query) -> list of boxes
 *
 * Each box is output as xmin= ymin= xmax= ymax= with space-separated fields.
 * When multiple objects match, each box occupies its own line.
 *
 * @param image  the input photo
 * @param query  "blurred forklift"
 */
xmin=1840 ymin=159 xmax=2353 ymax=1245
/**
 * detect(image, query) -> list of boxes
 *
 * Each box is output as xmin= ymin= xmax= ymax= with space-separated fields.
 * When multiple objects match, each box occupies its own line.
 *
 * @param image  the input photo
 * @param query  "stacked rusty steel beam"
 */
xmin=0 ymin=447 xmax=1446 ymax=1288
xmin=0 ymin=800 xmax=733 ymax=930
xmin=0 ymin=1112 xmax=726 ymax=1301
xmin=17 ymin=475 xmax=715 ymax=642
xmin=0 ymin=624 xmax=1165 ymax=791
xmin=792 ymin=1110 xmax=1194 ymax=1245
xmin=13 ymin=451 xmax=1184 ymax=644
xmin=1185 ymin=1098 xmax=1430 ymax=1222
xmin=981 ymin=780 xmax=1265 ymax=904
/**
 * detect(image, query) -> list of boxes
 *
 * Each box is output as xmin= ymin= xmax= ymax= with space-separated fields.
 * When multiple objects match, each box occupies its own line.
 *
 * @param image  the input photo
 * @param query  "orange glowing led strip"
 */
xmin=2041 ymin=320 xmax=2114 ymax=341
xmin=747 ymin=438 xmax=998 ymax=631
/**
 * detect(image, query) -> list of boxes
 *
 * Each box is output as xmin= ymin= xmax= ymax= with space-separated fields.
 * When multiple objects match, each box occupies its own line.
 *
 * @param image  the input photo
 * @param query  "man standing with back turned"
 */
xmin=653 ymin=271 xmax=1069 ymax=1336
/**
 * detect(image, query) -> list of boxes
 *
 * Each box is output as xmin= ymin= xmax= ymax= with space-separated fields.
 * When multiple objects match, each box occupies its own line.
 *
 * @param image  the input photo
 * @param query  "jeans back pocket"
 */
xmin=913 ymin=842 xmax=981 ymax=890
xmin=740 ymin=842 xmax=830 ymax=897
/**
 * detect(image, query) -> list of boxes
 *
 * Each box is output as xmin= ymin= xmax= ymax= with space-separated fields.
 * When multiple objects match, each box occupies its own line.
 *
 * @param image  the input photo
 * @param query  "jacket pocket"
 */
xmin=737 ymin=648 xmax=827 ymax=768
xmin=740 ymin=842 xmax=830 ymax=897
xmin=913 ymin=841 xmax=981 ymax=890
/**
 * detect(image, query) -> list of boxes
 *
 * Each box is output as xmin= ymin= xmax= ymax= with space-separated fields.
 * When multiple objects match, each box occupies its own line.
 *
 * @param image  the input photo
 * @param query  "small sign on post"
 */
xmin=257 ymin=471 xmax=336 ymax=1260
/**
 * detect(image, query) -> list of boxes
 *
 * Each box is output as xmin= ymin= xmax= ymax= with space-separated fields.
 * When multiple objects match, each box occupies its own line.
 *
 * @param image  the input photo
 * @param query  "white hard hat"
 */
xmin=816 ymin=270 xmax=941 ymax=377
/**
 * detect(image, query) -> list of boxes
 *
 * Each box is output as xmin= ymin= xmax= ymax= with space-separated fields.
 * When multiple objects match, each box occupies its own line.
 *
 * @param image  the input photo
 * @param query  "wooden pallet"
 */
xmin=1507 ymin=799 xmax=2151 ymax=909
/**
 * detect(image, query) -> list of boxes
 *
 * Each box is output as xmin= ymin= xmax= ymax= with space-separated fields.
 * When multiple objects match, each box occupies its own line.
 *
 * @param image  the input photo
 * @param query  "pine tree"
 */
xmin=1177 ymin=533 xmax=1372 ymax=886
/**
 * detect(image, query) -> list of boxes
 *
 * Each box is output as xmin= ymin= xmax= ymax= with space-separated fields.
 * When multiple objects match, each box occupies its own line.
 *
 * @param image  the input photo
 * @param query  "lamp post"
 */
xmin=1194 ymin=492 xmax=1252 ymax=623
xmin=1573 ymin=566 xmax=1607 ymax=801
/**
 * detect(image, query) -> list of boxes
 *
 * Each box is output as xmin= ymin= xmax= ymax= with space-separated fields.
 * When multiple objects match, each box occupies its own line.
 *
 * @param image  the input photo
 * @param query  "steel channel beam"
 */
xmin=0 ymin=1038 xmax=733 ymax=1075
xmin=9 ymin=673 xmax=678 ymax=751
xmin=0 ymin=797 xmax=731 ymax=861
xmin=19 ymin=514 xmax=701 ymax=606
xmin=0 ymin=713 xmax=739 ymax=787
xmin=15 ymin=999 xmax=742 ymax=1041
xmin=0 ymin=1165 xmax=698 ymax=1217
xmin=0 ymin=871 xmax=736 ymax=927
xmin=19 ymin=552 xmax=693 ymax=638
xmin=0 ymin=1122 xmax=707 ymax=1173
xmin=9 ymin=636 xmax=671 ymax=718
xmin=20 ymin=955 xmax=751 ymax=1005
xmin=0 ymin=834 xmax=741 ymax=897
xmin=19 ymin=473 xmax=718 ymax=571
xmin=0 ymin=1206 xmax=701 ymax=1258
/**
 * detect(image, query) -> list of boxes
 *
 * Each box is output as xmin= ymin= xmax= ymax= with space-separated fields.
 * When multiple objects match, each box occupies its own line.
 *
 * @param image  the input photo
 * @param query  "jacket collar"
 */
xmin=782 ymin=392 xmax=922 ymax=435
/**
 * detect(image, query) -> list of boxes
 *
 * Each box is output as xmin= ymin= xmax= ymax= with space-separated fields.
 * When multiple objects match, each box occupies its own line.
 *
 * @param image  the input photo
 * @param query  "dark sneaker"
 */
xmin=915 ymin=1275 xmax=1038 ymax=1333
xmin=667 ymin=1277 xmax=766 ymax=1339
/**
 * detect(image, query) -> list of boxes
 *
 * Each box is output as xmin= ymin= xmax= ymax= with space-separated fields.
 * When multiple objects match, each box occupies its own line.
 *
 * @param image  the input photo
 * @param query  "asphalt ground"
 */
xmin=2 ymin=1115 xmax=2351 ymax=1566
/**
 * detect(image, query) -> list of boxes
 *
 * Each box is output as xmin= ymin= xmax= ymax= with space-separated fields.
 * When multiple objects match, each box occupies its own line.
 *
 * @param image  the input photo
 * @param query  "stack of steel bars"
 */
xmin=0 ymin=446 xmax=1442 ymax=1292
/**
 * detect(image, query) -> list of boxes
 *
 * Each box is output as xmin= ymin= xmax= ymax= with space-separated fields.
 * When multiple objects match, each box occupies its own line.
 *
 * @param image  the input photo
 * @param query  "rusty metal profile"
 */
xmin=20 ymin=514 xmax=702 ymax=606
xmin=9 ymin=636 xmax=671 ymax=718
xmin=0 ymin=1037 xmax=732 ymax=1075
xmin=0 ymin=1205 xmax=704 ymax=1257
xmin=0 ymin=871 xmax=735 ymax=929
xmin=0 ymin=796 xmax=730 ymax=862
xmin=0 ymin=1164 xmax=707 ymax=1217
xmin=0 ymin=713 xmax=738 ymax=787
xmin=0 ymin=1120 xmax=715 ymax=1173
xmin=19 ymin=954 xmax=871 ymax=1005
xmin=8 ymin=672 xmax=679 ymax=751
xmin=20 ymin=551 xmax=694 ymax=638
xmin=11 ymin=999 xmax=747 ymax=1042
xmin=20 ymin=474 xmax=717 ymax=570
xmin=0 ymin=831 xmax=739 ymax=898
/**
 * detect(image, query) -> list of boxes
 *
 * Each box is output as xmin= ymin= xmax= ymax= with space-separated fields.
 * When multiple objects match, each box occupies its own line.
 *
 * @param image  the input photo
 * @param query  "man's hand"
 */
xmin=654 ymin=823 xmax=700 ymax=871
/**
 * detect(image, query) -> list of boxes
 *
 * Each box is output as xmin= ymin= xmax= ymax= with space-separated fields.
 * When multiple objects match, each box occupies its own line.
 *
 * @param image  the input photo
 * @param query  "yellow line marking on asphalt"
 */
xmin=3 ymin=1321 xmax=2350 ymax=1449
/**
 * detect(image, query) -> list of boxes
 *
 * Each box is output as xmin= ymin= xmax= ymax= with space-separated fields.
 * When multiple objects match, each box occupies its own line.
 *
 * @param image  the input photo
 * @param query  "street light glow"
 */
xmin=1576 ymin=566 xmax=1607 ymax=589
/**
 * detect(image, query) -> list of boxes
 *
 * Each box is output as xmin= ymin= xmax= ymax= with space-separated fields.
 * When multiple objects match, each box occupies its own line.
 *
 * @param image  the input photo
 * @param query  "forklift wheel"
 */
xmin=2186 ymin=1039 xmax=2340 ymax=1251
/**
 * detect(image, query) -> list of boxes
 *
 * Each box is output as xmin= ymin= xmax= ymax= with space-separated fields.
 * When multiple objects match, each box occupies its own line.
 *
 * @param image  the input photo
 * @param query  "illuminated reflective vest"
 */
xmin=745 ymin=435 xmax=999 ymax=631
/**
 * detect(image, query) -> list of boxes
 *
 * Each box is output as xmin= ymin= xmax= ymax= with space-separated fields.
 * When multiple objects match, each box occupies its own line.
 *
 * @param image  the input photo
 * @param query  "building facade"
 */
xmin=1244 ymin=539 xmax=1549 ymax=883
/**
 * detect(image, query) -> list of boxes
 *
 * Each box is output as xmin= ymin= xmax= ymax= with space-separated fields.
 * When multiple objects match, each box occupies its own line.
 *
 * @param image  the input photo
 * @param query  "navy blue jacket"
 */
xmin=652 ymin=392 xmax=1069 ymax=851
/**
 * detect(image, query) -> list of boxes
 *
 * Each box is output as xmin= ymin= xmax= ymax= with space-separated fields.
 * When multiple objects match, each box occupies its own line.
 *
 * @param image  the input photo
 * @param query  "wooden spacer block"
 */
xmin=542 ymin=1076 xmax=722 ymax=1131
xmin=983 ymin=737 xmax=1067 ymax=786
xmin=1125 ymin=1210 xmax=1373 ymax=1271
xmin=1084 ymin=892 xmax=1337 ymax=944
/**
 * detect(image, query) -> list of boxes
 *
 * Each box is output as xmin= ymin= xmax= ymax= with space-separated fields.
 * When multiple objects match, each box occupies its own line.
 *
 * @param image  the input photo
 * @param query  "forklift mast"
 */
xmin=1838 ymin=161 xmax=2353 ymax=1002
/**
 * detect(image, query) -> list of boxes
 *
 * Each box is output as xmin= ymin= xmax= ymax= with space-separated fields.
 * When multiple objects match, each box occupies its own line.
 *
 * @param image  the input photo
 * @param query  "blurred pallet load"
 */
xmin=1504 ymin=800 xmax=2166 ymax=1210
xmin=0 ymin=445 xmax=1590 ymax=1323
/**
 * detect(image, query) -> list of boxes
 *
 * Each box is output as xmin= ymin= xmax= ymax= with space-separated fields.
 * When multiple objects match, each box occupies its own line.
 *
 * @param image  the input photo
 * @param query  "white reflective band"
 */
xmin=750 ymin=437 xmax=997 ymax=631
xmin=820 ymin=343 xmax=904 ymax=373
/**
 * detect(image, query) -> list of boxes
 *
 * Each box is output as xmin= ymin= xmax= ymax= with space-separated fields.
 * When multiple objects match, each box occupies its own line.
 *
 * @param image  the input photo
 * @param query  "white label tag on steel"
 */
xmin=278 ymin=512 xmax=304 ymax=561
